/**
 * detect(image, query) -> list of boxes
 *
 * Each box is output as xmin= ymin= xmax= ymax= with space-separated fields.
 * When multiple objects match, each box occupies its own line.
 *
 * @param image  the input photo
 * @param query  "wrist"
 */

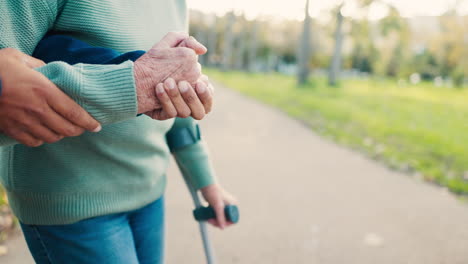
xmin=133 ymin=61 xmax=161 ymax=113
xmin=200 ymin=183 xmax=218 ymax=193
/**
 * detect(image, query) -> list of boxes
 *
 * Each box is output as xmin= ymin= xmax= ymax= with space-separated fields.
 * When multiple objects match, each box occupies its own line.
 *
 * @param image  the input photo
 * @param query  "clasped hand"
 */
xmin=135 ymin=32 xmax=214 ymax=121
xmin=0 ymin=32 xmax=214 ymax=146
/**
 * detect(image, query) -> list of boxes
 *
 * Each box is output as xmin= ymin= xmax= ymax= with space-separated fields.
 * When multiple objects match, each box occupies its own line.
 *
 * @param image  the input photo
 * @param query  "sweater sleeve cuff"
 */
xmin=36 ymin=61 xmax=138 ymax=125
xmin=174 ymin=141 xmax=217 ymax=190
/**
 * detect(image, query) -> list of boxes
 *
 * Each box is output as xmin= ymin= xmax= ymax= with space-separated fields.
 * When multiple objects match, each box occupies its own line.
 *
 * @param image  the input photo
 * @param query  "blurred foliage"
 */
xmin=190 ymin=1 xmax=467 ymax=86
xmin=0 ymin=187 xmax=15 ymax=245
xmin=0 ymin=188 xmax=5 ymax=207
xmin=207 ymin=69 xmax=468 ymax=194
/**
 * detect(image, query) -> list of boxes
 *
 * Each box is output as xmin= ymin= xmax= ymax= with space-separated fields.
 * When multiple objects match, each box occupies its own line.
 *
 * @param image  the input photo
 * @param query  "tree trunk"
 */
xmin=234 ymin=35 xmax=246 ymax=70
xmin=222 ymin=13 xmax=235 ymax=71
xmin=247 ymin=22 xmax=258 ymax=72
xmin=297 ymin=0 xmax=311 ymax=85
xmin=206 ymin=17 xmax=218 ymax=67
xmin=329 ymin=8 xmax=344 ymax=86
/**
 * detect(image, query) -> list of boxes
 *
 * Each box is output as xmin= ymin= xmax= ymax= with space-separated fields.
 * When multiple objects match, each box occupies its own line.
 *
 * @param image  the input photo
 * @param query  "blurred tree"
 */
xmin=247 ymin=21 xmax=259 ymax=72
xmin=378 ymin=4 xmax=410 ymax=77
xmin=350 ymin=21 xmax=378 ymax=74
xmin=234 ymin=30 xmax=247 ymax=70
xmin=409 ymin=50 xmax=439 ymax=80
xmin=328 ymin=3 xmax=345 ymax=86
xmin=429 ymin=11 xmax=467 ymax=86
xmin=206 ymin=16 xmax=218 ymax=66
xmin=349 ymin=0 xmax=379 ymax=74
xmin=222 ymin=12 xmax=236 ymax=71
xmin=297 ymin=0 xmax=312 ymax=85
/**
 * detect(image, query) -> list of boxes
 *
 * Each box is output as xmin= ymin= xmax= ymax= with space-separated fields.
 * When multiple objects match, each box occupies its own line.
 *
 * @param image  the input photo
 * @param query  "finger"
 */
xmin=27 ymin=123 xmax=64 ymax=144
xmin=207 ymin=219 xmax=221 ymax=228
xmin=178 ymin=81 xmax=205 ymax=120
xmin=179 ymin=36 xmax=207 ymax=55
xmin=147 ymin=109 xmax=168 ymax=121
xmin=154 ymin=31 xmax=189 ymax=49
xmin=199 ymin=74 xmax=210 ymax=84
xmin=207 ymin=83 xmax=215 ymax=94
xmin=3 ymin=48 xmax=45 ymax=68
xmin=144 ymin=110 xmax=164 ymax=120
xmin=197 ymin=63 xmax=202 ymax=78
xmin=22 ymin=55 xmax=46 ymax=68
xmin=5 ymin=127 xmax=43 ymax=147
xmin=39 ymin=108 xmax=86 ymax=137
xmin=155 ymin=83 xmax=177 ymax=119
xmin=195 ymin=81 xmax=213 ymax=114
xmin=164 ymin=78 xmax=191 ymax=118
xmin=213 ymin=201 xmax=227 ymax=229
xmin=46 ymin=87 xmax=102 ymax=132
xmin=182 ymin=60 xmax=202 ymax=84
xmin=18 ymin=132 xmax=44 ymax=147
xmin=199 ymin=75 xmax=215 ymax=94
xmin=24 ymin=58 xmax=46 ymax=68
xmin=14 ymin=110 xmax=65 ymax=143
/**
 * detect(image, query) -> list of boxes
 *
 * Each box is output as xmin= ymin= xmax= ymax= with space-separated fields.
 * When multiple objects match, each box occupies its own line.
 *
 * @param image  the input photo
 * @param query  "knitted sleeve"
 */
xmin=0 ymin=0 xmax=138 ymax=146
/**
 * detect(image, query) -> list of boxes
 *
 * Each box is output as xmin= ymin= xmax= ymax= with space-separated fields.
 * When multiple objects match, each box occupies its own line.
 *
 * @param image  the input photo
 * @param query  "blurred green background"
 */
xmin=189 ymin=0 xmax=468 ymax=194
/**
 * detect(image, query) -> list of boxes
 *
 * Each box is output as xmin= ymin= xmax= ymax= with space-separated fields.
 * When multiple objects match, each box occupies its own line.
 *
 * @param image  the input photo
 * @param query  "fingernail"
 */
xmin=156 ymin=84 xmax=165 ymax=94
xmin=196 ymin=82 xmax=206 ymax=94
xmin=93 ymin=125 xmax=102 ymax=133
xmin=179 ymin=82 xmax=190 ymax=93
xmin=167 ymin=78 xmax=176 ymax=90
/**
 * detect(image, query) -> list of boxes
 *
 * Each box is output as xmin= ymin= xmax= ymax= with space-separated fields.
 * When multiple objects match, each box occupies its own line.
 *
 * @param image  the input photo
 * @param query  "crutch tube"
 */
xmin=187 ymin=184 xmax=217 ymax=264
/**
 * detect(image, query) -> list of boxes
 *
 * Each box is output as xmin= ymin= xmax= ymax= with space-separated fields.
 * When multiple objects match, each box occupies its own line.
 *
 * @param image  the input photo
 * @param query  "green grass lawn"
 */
xmin=207 ymin=69 xmax=468 ymax=194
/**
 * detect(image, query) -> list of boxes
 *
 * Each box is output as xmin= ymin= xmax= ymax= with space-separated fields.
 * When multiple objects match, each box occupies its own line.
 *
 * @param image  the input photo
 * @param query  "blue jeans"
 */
xmin=20 ymin=197 xmax=165 ymax=264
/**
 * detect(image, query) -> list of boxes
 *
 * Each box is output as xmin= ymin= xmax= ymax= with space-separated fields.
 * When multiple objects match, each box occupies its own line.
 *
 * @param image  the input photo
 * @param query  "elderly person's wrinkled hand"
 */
xmin=134 ymin=32 xmax=214 ymax=120
xmin=0 ymin=48 xmax=101 ymax=147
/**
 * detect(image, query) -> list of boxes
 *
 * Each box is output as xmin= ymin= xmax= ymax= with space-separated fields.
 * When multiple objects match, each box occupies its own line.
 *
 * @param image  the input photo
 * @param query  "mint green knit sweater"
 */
xmin=0 ymin=0 xmax=216 ymax=224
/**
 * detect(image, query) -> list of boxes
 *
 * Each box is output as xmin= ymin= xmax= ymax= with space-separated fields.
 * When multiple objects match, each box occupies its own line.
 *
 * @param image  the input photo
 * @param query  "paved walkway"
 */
xmin=3 ymin=84 xmax=468 ymax=263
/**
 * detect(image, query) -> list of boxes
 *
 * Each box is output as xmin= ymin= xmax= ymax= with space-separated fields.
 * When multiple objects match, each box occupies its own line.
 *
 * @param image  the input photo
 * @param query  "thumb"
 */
xmin=178 ymin=37 xmax=207 ymax=55
xmin=22 ymin=55 xmax=46 ymax=68
xmin=153 ymin=31 xmax=189 ymax=49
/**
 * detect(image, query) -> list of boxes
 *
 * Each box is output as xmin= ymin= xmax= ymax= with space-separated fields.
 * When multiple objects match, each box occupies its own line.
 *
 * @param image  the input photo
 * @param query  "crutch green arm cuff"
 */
xmin=166 ymin=124 xmax=201 ymax=152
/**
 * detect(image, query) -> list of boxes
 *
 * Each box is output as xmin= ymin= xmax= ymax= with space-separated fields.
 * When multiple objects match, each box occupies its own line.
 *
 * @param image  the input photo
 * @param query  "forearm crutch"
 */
xmin=168 ymin=123 xmax=239 ymax=264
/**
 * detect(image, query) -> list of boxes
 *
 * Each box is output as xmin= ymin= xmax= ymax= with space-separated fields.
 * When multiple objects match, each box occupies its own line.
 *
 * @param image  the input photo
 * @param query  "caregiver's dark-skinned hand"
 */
xmin=0 ymin=48 xmax=101 ymax=147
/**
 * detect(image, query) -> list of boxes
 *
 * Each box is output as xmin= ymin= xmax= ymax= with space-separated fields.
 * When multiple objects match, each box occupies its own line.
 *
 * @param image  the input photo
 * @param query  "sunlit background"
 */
xmin=190 ymin=0 xmax=468 ymax=19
